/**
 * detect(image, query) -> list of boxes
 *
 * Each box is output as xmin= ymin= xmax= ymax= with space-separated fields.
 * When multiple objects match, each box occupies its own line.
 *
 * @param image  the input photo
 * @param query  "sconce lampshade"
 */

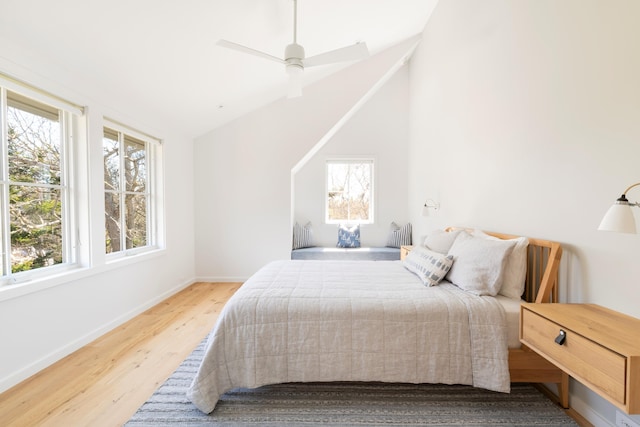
xmin=599 ymin=183 xmax=640 ymax=234
xmin=598 ymin=195 xmax=637 ymax=234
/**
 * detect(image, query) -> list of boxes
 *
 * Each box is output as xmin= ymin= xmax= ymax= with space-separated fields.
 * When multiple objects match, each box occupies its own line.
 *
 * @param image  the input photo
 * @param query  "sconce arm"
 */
xmin=623 ymin=182 xmax=640 ymax=195
xmin=423 ymin=199 xmax=440 ymax=210
xmin=618 ymin=182 xmax=640 ymax=206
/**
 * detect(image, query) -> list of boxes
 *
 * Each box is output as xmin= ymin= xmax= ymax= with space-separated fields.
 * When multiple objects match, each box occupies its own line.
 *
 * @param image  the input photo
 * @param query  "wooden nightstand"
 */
xmin=520 ymin=303 xmax=640 ymax=414
xmin=400 ymin=245 xmax=413 ymax=260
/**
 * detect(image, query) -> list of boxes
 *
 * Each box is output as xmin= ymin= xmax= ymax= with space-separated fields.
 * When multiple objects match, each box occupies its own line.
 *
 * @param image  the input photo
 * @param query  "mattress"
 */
xmin=495 ymin=294 xmax=523 ymax=349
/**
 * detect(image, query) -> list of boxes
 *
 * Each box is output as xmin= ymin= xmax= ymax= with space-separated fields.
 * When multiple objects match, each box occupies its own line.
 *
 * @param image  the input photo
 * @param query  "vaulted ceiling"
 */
xmin=1 ymin=0 xmax=439 ymax=138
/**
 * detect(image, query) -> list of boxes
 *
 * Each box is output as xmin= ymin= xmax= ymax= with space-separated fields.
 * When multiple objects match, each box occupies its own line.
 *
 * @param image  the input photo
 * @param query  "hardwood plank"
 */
xmin=0 ymin=282 xmax=241 ymax=427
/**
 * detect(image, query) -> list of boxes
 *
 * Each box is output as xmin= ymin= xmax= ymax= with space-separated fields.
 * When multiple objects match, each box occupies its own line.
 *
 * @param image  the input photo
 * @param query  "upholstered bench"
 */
xmin=290 ymin=246 xmax=401 ymax=261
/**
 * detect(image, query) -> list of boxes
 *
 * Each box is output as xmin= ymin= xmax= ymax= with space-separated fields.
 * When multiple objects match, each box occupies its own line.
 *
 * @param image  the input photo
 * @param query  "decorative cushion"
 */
xmin=423 ymin=229 xmax=462 ymax=254
xmin=403 ymin=246 xmax=454 ymax=287
xmin=386 ymin=222 xmax=412 ymax=248
xmin=292 ymin=222 xmax=314 ymax=250
xmin=445 ymin=231 xmax=516 ymax=296
xmin=472 ymin=230 xmax=529 ymax=299
xmin=337 ymin=224 xmax=361 ymax=248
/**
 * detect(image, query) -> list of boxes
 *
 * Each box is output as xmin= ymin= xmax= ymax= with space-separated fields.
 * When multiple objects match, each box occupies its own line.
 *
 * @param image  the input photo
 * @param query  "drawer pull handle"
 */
xmin=555 ymin=330 xmax=566 ymax=345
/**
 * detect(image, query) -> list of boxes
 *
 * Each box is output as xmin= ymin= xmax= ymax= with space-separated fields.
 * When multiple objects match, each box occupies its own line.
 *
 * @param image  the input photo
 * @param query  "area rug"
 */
xmin=126 ymin=339 xmax=578 ymax=427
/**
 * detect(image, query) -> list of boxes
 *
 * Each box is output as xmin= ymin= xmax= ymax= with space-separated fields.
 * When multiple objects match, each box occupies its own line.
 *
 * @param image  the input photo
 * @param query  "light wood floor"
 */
xmin=0 ymin=281 xmax=592 ymax=427
xmin=0 ymin=282 xmax=241 ymax=427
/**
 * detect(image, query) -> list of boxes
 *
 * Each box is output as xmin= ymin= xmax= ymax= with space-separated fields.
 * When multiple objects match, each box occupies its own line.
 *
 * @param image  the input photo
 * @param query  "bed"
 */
xmin=188 ymin=229 xmax=566 ymax=414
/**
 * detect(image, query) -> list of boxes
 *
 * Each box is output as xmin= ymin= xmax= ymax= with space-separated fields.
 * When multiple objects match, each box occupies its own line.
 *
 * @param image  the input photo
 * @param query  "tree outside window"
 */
xmin=0 ymin=81 xmax=160 ymax=287
xmin=103 ymin=127 xmax=150 ymax=254
xmin=2 ymin=91 xmax=67 ymax=275
xmin=326 ymin=160 xmax=374 ymax=224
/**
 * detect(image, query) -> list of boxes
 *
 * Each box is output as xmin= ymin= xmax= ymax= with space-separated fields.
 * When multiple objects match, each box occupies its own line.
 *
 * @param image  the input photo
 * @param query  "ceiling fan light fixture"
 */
xmin=286 ymin=64 xmax=303 ymax=98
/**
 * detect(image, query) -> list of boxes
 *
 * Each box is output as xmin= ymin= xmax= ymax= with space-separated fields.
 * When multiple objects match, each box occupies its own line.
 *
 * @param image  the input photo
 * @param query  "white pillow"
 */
xmin=472 ymin=230 xmax=528 ymax=299
xmin=446 ymin=231 xmax=516 ymax=296
xmin=422 ymin=229 xmax=462 ymax=254
xmin=403 ymin=246 xmax=454 ymax=287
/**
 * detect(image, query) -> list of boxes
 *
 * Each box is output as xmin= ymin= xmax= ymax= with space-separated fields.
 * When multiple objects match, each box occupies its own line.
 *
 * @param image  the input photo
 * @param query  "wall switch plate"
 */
xmin=617 ymin=411 xmax=640 ymax=427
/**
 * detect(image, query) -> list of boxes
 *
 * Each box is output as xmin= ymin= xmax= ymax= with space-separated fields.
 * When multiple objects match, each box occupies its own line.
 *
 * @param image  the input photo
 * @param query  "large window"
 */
xmin=326 ymin=159 xmax=374 ymax=224
xmin=0 ymin=90 xmax=74 ymax=278
xmin=103 ymin=123 xmax=159 ymax=255
xmin=0 ymin=75 xmax=164 ymax=295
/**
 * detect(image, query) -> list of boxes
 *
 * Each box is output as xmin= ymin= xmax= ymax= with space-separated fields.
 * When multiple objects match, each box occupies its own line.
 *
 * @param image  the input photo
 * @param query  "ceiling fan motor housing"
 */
xmin=285 ymin=43 xmax=305 ymax=69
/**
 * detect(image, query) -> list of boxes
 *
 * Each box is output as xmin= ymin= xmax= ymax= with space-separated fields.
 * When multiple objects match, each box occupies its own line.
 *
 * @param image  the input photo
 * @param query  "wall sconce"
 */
xmin=422 ymin=199 xmax=440 ymax=216
xmin=598 ymin=182 xmax=640 ymax=233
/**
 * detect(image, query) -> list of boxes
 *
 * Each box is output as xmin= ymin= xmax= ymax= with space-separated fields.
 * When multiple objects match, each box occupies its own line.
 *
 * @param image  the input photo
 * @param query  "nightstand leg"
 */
xmin=558 ymin=372 xmax=569 ymax=409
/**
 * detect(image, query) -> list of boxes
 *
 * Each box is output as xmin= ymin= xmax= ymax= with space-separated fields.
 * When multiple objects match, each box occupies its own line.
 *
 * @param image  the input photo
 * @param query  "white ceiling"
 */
xmin=1 ymin=0 xmax=439 ymax=138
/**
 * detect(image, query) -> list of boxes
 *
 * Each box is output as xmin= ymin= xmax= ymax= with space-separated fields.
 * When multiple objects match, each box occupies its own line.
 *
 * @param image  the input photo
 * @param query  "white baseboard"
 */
xmin=195 ymin=276 xmax=247 ymax=283
xmin=0 ymin=277 xmax=196 ymax=394
xmin=570 ymin=393 xmax=615 ymax=427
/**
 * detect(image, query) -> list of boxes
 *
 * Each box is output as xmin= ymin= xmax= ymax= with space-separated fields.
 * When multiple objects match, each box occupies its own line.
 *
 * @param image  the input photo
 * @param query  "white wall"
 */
xmin=409 ymin=1 xmax=640 ymax=425
xmin=0 ymin=36 xmax=196 ymax=392
xmin=294 ymin=66 xmax=410 ymax=247
xmin=194 ymin=39 xmax=417 ymax=281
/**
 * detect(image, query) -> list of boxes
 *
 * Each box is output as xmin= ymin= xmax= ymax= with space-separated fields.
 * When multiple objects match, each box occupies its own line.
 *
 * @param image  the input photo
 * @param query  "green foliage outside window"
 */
xmin=4 ymin=92 xmax=64 ymax=274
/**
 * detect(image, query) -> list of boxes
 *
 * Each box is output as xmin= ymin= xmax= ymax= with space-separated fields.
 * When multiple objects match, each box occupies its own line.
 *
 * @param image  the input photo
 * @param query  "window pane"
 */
xmin=105 ymin=192 xmax=120 ymax=253
xmin=327 ymin=161 xmax=372 ymax=222
xmin=10 ymin=185 xmax=62 ymax=272
xmin=7 ymin=93 xmax=61 ymax=186
xmin=327 ymin=163 xmax=348 ymax=220
xmin=103 ymin=122 xmax=155 ymax=255
xmin=103 ymin=129 xmax=120 ymax=191
xmin=124 ymin=135 xmax=146 ymax=192
xmin=347 ymin=164 xmax=370 ymax=221
xmin=125 ymin=194 xmax=146 ymax=249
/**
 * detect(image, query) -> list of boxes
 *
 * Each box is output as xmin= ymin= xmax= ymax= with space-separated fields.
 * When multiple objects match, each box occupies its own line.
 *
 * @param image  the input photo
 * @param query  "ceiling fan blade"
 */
xmin=303 ymin=42 xmax=369 ymax=68
xmin=216 ymin=39 xmax=285 ymax=64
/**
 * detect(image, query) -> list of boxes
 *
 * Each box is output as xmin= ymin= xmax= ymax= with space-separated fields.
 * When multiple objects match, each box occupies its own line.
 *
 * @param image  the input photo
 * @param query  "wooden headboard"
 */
xmin=445 ymin=228 xmax=563 ymax=304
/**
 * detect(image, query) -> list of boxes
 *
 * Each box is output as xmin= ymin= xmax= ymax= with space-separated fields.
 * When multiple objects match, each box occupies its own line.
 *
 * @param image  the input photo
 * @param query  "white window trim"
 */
xmin=102 ymin=119 xmax=164 ymax=262
xmin=0 ymin=73 xmax=167 ymax=301
xmin=0 ymin=72 xmax=84 ymax=116
xmin=0 ymin=248 xmax=166 ymax=302
xmin=0 ymin=87 xmax=81 ymax=286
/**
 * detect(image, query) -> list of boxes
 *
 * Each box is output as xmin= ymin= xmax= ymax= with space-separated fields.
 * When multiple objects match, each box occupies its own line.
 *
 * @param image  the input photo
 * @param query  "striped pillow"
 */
xmin=386 ymin=222 xmax=412 ymax=248
xmin=292 ymin=222 xmax=314 ymax=250
xmin=403 ymin=246 xmax=454 ymax=287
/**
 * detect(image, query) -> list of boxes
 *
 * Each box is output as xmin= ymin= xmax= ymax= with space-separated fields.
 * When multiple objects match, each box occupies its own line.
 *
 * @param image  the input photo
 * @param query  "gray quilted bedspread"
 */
xmin=187 ymin=260 xmax=509 ymax=413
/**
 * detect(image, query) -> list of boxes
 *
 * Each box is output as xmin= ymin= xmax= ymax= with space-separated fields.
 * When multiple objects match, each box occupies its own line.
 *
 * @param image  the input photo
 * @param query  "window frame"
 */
xmin=102 ymin=119 xmax=162 ymax=260
xmin=324 ymin=158 xmax=375 ymax=225
xmin=0 ymin=74 xmax=167 ymax=302
xmin=0 ymin=85 xmax=80 ymax=285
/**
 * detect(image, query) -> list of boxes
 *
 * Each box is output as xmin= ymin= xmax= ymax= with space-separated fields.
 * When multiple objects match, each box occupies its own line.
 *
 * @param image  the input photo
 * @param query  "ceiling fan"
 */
xmin=216 ymin=0 xmax=370 ymax=98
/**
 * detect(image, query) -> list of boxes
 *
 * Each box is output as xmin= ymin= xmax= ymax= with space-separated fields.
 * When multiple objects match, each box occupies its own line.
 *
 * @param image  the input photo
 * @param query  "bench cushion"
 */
xmin=291 ymin=247 xmax=400 ymax=261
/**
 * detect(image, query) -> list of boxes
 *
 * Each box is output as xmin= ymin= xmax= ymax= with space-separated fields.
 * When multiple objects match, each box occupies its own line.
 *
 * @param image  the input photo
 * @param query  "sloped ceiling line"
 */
xmin=291 ymin=35 xmax=421 ymax=176
xmin=289 ymin=35 xmax=422 ymax=227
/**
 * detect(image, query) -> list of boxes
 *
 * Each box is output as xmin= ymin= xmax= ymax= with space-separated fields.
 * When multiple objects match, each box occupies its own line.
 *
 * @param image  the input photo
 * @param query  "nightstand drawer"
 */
xmin=521 ymin=308 xmax=627 ymax=405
